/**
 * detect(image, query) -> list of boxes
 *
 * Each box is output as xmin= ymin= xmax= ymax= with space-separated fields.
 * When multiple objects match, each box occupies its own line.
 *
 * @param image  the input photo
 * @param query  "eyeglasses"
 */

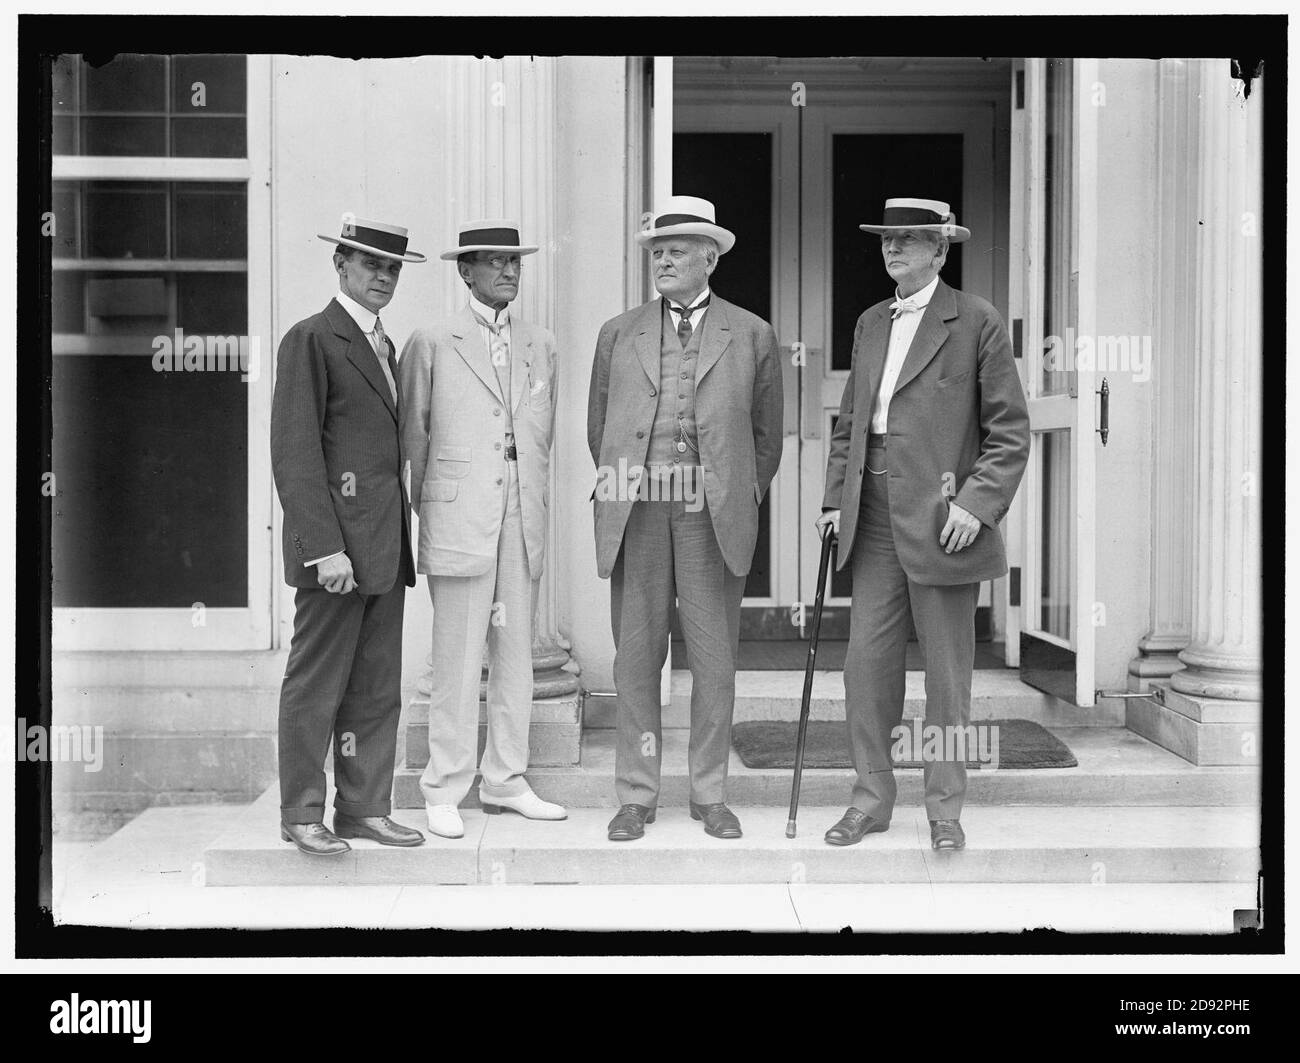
xmin=482 ymin=254 xmax=522 ymax=270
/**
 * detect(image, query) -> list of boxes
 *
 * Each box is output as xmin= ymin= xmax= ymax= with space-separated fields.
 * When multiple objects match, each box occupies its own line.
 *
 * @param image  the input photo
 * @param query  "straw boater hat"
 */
xmin=317 ymin=214 xmax=427 ymax=262
xmin=635 ymin=195 xmax=736 ymax=255
xmin=858 ymin=198 xmax=971 ymax=243
xmin=439 ymin=218 xmax=539 ymax=261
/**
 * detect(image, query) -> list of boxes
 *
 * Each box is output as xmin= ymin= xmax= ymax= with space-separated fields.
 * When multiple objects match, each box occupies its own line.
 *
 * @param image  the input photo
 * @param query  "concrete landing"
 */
xmin=200 ymin=785 xmax=1259 ymax=888
xmin=54 ymin=805 xmax=1256 ymax=931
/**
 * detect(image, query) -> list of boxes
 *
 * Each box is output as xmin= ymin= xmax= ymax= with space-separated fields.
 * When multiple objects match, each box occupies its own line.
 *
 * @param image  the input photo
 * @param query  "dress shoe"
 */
xmin=824 ymin=807 xmax=889 ymax=847
xmin=332 ymin=812 xmax=425 ymax=847
xmin=930 ymin=819 xmax=966 ymax=850
xmin=280 ymin=821 xmax=351 ymax=856
xmin=480 ymin=789 xmax=567 ymax=821
xmin=607 ymin=803 xmax=656 ymax=841
xmin=689 ymin=802 xmax=742 ymax=839
xmin=426 ymin=803 xmax=465 ymax=839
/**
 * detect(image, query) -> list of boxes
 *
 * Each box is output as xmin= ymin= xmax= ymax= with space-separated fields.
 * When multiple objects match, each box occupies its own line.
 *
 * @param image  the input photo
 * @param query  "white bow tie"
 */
xmin=890 ymin=297 xmax=923 ymax=320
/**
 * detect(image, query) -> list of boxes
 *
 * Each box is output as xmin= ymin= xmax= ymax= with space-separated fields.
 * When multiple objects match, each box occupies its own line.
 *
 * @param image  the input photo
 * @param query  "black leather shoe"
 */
xmin=689 ymin=802 xmax=742 ymax=839
xmin=824 ymin=807 xmax=889 ymax=847
xmin=929 ymin=819 xmax=966 ymax=850
xmin=607 ymin=804 xmax=656 ymax=841
xmin=332 ymin=813 xmax=425 ymax=847
xmin=280 ymin=821 xmax=351 ymax=856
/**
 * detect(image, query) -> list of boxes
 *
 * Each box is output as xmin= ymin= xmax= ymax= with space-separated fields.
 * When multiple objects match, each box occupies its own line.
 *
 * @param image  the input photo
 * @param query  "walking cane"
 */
xmin=786 ymin=523 xmax=837 ymax=839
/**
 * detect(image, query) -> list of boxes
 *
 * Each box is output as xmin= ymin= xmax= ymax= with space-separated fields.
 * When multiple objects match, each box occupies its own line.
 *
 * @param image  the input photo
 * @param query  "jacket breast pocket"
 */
xmin=435 ymin=444 xmax=472 ymax=478
xmin=528 ymin=376 xmax=551 ymax=409
xmin=936 ymin=368 xmax=972 ymax=389
xmin=422 ymin=480 xmax=458 ymax=502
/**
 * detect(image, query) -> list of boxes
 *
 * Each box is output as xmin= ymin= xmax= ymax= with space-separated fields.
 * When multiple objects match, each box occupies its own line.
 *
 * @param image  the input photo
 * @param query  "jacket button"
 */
xmin=493 ymin=408 xmax=501 ymax=416
xmin=649 ymin=389 xmax=656 ymax=396
xmin=494 ymin=442 xmax=502 ymax=450
xmin=636 ymin=431 xmax=644 ymax=439
xmin=495 ymin=477 xmax=503 ymax=486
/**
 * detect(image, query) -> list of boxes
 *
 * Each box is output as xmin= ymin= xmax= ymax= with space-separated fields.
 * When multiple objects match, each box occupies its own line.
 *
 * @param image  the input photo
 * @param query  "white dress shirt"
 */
xmin=870 ymin=274 xmax=940 ymax=433
xmin=664 ymin=286 xmax=711 ymax=334
xmin=307 ymin=290 xmax=397 ymax=569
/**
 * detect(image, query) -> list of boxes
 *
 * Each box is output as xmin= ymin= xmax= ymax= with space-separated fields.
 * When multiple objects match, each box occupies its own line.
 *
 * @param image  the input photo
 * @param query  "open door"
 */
xmin=1011 ymin=58 xmax=1099 ymax=707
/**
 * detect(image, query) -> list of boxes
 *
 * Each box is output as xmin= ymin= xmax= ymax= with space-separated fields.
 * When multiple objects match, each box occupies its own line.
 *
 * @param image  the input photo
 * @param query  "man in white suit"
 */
xmin=398 ymin=219 xmax=566 ymax=839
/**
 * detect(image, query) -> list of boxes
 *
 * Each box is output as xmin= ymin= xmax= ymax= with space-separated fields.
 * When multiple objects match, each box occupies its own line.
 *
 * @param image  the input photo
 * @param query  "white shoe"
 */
xmin=480 ymin=789 xmax=567 ymax=821
xmin=425 ymin=803 xmax=464 ymax=838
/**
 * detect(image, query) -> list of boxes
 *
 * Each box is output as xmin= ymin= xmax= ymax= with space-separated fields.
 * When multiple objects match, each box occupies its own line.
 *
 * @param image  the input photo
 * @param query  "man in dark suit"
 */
xmin=270 ymin=214 xmax=427 ymax=855
xmin=818 ymin=198 xmax=1029 ymax=851
xmin=588 ymin=196 xmax=784 ymax=842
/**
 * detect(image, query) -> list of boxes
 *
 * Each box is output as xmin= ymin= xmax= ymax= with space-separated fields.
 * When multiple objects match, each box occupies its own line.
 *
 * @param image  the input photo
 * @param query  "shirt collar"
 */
xmin=665 ymin=286 xmax=712 ymax=314
xmin=335 ymin=288 xmax=378 ymax=334
xmin=895 ymin=275 xmax=940 ymax=309
xmin=469 ymin=293 xmax=511 ymax=327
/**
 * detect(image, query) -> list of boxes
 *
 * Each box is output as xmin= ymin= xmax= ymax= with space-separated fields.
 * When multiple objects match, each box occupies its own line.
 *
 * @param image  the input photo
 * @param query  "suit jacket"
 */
xmin=398 ymin=306 xmax=558 ymax=579
xmin=587 ymin=295 xmax=784 ymax=579
xmin=823 ymin=278 xmax=1029 ymax=585
xmin=271 ymin=297 xmax=415 ymax=595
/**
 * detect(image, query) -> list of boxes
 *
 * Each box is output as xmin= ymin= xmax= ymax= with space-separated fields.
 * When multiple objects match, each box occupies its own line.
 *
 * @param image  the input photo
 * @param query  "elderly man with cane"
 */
xmin=817 ymin=197 xmax=1029 ymax=850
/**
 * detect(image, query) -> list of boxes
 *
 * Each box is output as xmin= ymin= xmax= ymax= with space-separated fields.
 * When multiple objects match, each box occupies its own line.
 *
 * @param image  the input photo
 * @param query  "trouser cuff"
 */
xmin=280 ymin=806 xmax=325 ymax=824
xmin=333 ymin=797 xmax=392 ymax=817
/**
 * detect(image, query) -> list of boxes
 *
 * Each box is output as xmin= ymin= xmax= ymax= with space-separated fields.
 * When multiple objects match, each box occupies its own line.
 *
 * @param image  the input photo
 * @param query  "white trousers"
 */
xmin=420 ymin=460 xmax=537 ymax=806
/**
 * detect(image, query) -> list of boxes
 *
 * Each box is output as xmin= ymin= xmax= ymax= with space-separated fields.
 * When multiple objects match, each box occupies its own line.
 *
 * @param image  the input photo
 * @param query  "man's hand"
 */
xmin=316 ymin=553 xmax=357 ymax=594
xmin=940 ymin=502 xmax=981 ymax=554
xmin=815 ymin=509 xmax=841 ymax=538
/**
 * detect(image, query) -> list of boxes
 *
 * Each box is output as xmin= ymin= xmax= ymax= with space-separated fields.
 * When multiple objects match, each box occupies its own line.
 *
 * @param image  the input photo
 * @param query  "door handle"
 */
xmin=1096 ymin=377 xmax=1109 ymax=446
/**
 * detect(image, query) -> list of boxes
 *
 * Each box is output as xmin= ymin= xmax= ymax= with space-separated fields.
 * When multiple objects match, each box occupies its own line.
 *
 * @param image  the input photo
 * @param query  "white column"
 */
xmin=1168 ymin=60 xmax=1262 ymax=703
xmin=1129 ymin=59 xmax=1195 ymax=686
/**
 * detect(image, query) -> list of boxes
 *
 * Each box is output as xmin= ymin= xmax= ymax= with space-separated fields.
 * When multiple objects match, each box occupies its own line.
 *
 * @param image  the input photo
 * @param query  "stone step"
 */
xmin=404 ymin=694 xmax=581 ymax=768
xmin=392 ymin=726 xmax=1258 ymax=809
xmin=580 ymin=669 xmax=1126 ymax=729
xmin=201 ymin=786 xmax=1258 ymax=887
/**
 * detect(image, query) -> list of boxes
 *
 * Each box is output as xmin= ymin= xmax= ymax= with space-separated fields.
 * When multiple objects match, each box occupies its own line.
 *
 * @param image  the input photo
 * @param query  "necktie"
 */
xmin=671 ymin=296 xmax=710 ymax=347
xmin=889 ymin=296 xmax=923 ymax=320
xmin=372 ymin=318 xmax=397 ymax=403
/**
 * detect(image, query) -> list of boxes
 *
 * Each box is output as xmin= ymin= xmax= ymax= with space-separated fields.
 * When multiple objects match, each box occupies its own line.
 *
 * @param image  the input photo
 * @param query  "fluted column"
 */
xmin=1168 ymin=60 xmax=1262 ymax=704
xmin=1128 ymin=59 xmax=1195 ymax=686
xmin=418 ymin=55 xmax=579 ymax=707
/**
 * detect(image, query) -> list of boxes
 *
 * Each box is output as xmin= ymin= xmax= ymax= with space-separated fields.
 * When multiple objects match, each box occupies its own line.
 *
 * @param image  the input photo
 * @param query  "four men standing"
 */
xmin=271 ymin=195 xmax=1026 ymax=853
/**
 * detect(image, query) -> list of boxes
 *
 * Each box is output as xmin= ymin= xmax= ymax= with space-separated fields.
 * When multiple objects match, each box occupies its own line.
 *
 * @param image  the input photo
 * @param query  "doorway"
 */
xmin=669 ymin=57 xmax=1011 ymax=668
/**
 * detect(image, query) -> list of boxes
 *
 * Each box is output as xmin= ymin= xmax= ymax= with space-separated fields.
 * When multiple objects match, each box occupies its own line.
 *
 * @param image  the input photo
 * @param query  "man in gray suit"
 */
xmin=588 ymin=196 xmax=784 ymax=842
xmin=271 ymin=215 xmax=427 ymax=855
xmin=818 ymin=198 xmax=1030 ymax=850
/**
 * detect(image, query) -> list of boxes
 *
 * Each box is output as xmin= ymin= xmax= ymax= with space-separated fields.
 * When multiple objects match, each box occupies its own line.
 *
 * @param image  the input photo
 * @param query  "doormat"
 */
xmin=731 ymin=718 xmax=1077 ymax=770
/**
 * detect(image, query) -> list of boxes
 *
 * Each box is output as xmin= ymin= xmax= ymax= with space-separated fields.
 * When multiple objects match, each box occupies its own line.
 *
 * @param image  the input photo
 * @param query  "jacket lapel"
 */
xmin=510 ymin=319 xmax=532 ymax=415
xmin=694 ymin=297 xmax=733 ymax=386
xmin=327 ymin=298 xmax=397 ymax=423
xmin=856 ymin=304 xmax=893 ymax=425
xmin=632 ymin=300 xmax=662 ymax=386
xmin=450 ymin=305 xmax=506 ymax=404
xmin=892 ymin=279 xmax=957 ymax=395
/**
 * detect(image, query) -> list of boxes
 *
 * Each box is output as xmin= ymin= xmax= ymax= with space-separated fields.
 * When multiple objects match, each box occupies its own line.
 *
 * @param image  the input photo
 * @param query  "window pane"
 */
xmin=833 ymin=134 xmax=963 ymax=371
xmin=178 ymin=273 xmax=247 ymax=334
xmin=51 ymin=271 xmax=85 ymax=334
xmin=170 ymin=117 xmax=247 ymax=158
xmin=173 ymin=184 xmax=248 ymax=258
xmin=83 ymin=182 xmax=168 ymax=259
xmin=1038 ymin=428 xmax=1072 ymax=639
xmin=52 ymin=354 xmax=248 ymax=608
xmin=1041 ymin=59 xmax=1074 ymax=397
xmin=51 ymin=184 xmax=79 ymax=258
xmin=171 ymin=55 xmax=246 ymax=113
xmin=53 ymin=115 xmax=75 ymax=154
xmin=82 ymin=54 xmax=165 ymax=112
xmin=81 ymin=116 xmax=167 ymax=156
xmin=52 ymin=55 xmax=77 ymax=111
